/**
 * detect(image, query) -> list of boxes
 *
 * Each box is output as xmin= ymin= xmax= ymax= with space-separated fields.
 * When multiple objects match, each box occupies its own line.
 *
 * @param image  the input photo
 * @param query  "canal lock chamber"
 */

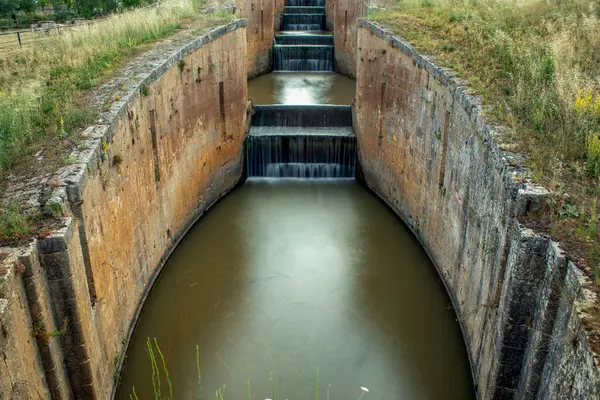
xmin=3 ymin=1 xmax=595 ymax=398
xmin=117 ymin=1 xmax=476 ymax=399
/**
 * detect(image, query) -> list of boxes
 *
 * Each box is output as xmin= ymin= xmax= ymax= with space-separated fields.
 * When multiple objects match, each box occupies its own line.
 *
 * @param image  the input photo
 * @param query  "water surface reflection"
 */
xmin=118 ymin=179 xmax=474 ymax=400
xmin=248 ymin=72 xmax=356 ymax=105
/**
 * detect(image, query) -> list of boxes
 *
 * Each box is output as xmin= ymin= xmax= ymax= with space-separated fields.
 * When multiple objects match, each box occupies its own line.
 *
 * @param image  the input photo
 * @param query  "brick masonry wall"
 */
xmin=355 ymin=20 xmax=600 ymax=399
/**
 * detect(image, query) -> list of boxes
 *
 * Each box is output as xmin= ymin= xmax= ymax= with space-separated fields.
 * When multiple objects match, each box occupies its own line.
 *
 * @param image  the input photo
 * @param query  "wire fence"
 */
xmin=0 ymin=0 xmax=167 ymax=53
xmin=0 ymin=23 xmax=86 ymax=52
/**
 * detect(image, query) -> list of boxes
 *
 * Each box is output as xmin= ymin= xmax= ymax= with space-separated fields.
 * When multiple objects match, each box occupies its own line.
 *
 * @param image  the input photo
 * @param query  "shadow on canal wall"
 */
xmin=354 ymin=19 xmax=600 ymax=400
xmin=326 ymin=0 xmax=367 ymax=77
xmin=236 ymin=0 xmax=283 ymax=78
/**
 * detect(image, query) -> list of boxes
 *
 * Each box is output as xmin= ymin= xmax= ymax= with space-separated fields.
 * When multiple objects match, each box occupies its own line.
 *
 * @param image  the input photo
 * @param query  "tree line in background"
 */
xmin=0 ymin=0 xmax=157 ymax=21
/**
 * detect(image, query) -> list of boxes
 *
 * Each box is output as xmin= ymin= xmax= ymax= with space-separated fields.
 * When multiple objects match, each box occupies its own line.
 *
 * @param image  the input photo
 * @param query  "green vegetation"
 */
xmin=32 ymin=317 xmax=68 ymax=342
xmin=0 ymin=202 xmax=34 ymax=240
xmin=133 ymin=338 xmax=371 ymax=400
xmin=369 ymin=0 xmax=600 ymax=282
xmin=0 ymin=0 xmax=166 ymax=25
xmin=0 ymin=0 xmax=232 ymax=173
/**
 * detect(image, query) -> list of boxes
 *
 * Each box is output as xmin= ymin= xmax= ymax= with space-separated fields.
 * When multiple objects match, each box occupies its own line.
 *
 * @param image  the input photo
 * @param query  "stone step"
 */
xmin=283 ymin=6 xmax=325 ymax=14
xmin=273 ymin=44 xmax=334 ymax=72
xmin=252 ymin=105 xmax=353 ymax=127
xmin=282 ymin=13 xmax=326 ymax=31
xmin=285 ymin=0 xmax=325 ymax=6
xmin=249 ymin=126 xmax=355 ymax=136
xmin=275 ymin=33 xmax=333 ymax=45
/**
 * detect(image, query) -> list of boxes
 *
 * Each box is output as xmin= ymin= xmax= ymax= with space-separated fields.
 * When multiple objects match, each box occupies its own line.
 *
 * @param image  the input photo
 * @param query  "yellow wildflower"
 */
xmin=575 ymin=88 xmax=594 ymax=112
xmin=594 ymin=95 xmax=600 ymax=116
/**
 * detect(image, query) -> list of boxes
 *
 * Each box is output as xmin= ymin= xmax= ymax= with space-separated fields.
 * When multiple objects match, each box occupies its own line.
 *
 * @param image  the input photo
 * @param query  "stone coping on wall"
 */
xmin=357 ymin=17 xmax=600 ymax=387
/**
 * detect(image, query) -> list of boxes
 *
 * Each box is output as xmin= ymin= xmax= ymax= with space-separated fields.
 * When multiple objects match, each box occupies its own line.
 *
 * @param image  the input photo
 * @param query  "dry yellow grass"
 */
xmin=0 ymin=0 xmax=232 ymax=170
xmin=370 ymin=0 xmax=600 ymax=276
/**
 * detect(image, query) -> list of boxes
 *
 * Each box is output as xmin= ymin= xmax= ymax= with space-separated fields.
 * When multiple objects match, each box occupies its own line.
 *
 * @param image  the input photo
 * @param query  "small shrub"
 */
xmin=587 ymin=135 xmax=600 ymax=178
xmin=63 ymin=108 xmax=95 ymax=134
xmin=449 ymin=12 xmax=471 ymax=23
xmin=113 ymin=355 xmax=121 ymax=385
xmin=112 ymin=155 xmax=124 ymax=167
xmin=559 ymin=203 xmax=580 ymax=219
xmin=62 ymin=154 xmax=78 ymax=165
xmin=140 ymin=84 xmax=149 ymax=97
xmin=0 ymin=203 xmax=32 ymax=240
xmin=32 ymin=318 xmax=68 ymax=342
xmin=45 ymin=202 xmax=64 ymax=219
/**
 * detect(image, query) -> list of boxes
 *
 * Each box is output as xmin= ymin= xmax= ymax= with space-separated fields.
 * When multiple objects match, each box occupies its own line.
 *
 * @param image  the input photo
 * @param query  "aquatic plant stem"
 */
xmin=316 ymin=368 xmax=319 ymax=400
xmin=154 ymin=338 xmax=173 ymax=400
xmin=196 ymin=345 xmax=202 ymax=400
xmin=146 ymin=338 xmax=161 ymax=400
xmin=270 ymin=371 xmax=275 ymax=400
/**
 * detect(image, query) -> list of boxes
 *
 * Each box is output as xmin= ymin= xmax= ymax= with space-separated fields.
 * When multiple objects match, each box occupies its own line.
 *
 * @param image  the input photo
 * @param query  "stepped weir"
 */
xmin=247 ymin=106 xmax=356 ymax=178
xmin=249 ymin=0 xmax=355 ymax=177
xmin=274 ymin=1 xmax=333 ymax=71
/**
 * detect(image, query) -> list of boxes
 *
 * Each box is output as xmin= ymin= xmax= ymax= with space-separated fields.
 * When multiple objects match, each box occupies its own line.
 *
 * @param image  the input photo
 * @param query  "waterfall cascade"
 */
xmin=247 ymin=106 xmax=356 ymax=178
xmin=273 ymin=45 xmax=334 ymax=72
xmin=275 ymin=0 xmax=334 ymax=72
xmin=248 ymin=0 xmax=356 ymax=179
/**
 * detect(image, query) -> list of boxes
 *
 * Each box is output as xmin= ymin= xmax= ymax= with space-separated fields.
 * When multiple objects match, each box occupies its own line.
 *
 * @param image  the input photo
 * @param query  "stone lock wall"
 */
xmin=238 ymin=0 xmax=277 ymax=78
xmin=326 ymin=0 xmax=366 ymax=77
xmin=355 ymin=20 xmax=600 ymax=399
xmin=274 ymin=0 xmax=285 ymax=32
xmin=0 ymin=20 xmax=249 ymax=399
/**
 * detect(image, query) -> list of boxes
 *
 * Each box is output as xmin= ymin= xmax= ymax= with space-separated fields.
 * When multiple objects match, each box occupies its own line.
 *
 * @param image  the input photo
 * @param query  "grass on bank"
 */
xmin=369 ymin=0 xmax=600 ymax=281
xmin=0 ymin=0 xmax=234 ymax=175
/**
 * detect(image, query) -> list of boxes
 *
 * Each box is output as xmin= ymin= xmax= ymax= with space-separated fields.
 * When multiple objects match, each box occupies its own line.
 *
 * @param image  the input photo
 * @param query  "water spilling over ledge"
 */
xmin=274 ymin=44 xmax=334 ymax=72
xmin=247 ymin=105 xmax=356 ymax=178
xmin=247 ymin=135 xmax=356 ymax=178
xmin=275 ymin=33 xmax=333 ymax=45
xmin=283 ymin=6 xmax=325 ymax=14
xmin=284 ymin=0 xmax=325 ymax=7
xmin=252 ymin=105 xmax=352 ymax=126
xmin=282 ymin=14 xmax=326 ymax=30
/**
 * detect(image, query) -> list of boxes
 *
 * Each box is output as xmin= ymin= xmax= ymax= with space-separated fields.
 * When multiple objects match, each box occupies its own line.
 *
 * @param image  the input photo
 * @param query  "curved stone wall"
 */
xmin=354 ymin=20 xmax=600 ymax=399
xmin=0 ymin=20 xmax=250 ymax=399
xmin=325 ymin=0 xmax=365 ymax=77
xmin=238 ymin=0 xmax=278 ymax=78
